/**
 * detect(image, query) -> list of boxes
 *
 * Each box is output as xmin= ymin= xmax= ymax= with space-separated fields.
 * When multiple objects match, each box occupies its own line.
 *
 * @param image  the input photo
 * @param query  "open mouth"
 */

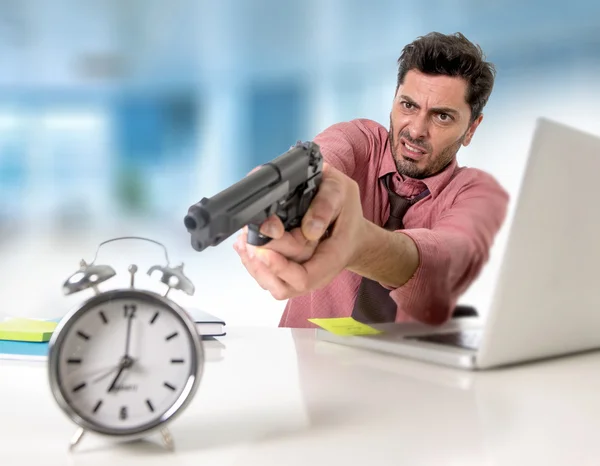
xmin=400 ymin=138 xmax=427 ymax=160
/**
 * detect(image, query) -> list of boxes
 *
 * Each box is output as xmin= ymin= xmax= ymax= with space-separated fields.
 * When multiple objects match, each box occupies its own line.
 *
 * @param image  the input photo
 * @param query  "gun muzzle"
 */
xmin=184 ymin=203 xmax=209 ymax=231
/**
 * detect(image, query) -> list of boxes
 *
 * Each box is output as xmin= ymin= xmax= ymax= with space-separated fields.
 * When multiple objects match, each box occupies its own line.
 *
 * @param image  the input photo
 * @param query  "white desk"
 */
xmin=2 ymin=326 xmax=600 ymax=465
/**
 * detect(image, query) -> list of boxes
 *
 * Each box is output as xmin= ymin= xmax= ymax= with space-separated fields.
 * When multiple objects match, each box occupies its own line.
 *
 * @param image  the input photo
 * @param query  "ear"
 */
xmin=462 ymin=114 xmax=483 ymax=147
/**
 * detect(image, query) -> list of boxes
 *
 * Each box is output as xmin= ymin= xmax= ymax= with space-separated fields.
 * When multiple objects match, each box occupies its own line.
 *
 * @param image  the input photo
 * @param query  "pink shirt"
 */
xmin=278 ymin=118 xmax=509 ymax=328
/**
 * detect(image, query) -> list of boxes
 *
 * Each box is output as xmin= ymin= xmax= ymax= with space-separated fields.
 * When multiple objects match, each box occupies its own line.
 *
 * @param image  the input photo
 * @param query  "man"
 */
xmin=233 ymin=32 xmax=509 ymax=328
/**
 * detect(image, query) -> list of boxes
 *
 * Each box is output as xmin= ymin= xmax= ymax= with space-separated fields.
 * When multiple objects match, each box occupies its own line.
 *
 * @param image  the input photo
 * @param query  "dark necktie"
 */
xmin=351 ymin=173 xmax=429 ymax=323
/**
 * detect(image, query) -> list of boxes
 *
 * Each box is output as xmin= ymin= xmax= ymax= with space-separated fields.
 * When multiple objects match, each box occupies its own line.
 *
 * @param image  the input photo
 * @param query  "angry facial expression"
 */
xmin=389 ymin=69 xmax=483 ymax=179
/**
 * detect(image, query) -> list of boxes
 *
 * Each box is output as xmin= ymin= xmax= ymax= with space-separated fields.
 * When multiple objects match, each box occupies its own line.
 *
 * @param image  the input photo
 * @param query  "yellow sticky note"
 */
xmin=0 ymin=318 xmax=58 ymax=342
xmin=308 ymin=317 xmax=382 ymax=336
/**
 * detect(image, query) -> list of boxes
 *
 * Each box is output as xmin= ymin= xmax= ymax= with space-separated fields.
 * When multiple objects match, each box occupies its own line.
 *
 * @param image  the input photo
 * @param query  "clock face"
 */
xmin=49 ymin=289 xmax=203 ymax=437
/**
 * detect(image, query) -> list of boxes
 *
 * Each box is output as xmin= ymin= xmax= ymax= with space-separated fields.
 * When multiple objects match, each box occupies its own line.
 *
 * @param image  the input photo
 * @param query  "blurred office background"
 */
xmin=0 ymin=0 xmax=598 ymax=326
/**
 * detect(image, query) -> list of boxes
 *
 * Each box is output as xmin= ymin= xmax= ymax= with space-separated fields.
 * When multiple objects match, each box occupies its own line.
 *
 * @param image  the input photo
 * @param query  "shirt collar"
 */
xmin=378 ymin=139 xmax=459 ymax=199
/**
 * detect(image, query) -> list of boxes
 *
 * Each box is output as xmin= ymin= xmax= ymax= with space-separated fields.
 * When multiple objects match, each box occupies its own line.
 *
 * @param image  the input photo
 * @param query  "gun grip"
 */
xmin=247 ymin=224 xmax=272 ymax=247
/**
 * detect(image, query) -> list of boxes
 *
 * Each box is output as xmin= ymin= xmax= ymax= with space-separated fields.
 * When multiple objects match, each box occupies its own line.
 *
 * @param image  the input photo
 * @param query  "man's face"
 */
xmin=389 ymin=69 xmax=483 ymax=179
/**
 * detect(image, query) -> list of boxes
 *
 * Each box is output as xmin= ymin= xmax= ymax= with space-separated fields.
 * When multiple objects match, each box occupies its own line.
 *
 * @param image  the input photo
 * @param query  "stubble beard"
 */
xmin=389 ymin=118 xmax=466 ymax=179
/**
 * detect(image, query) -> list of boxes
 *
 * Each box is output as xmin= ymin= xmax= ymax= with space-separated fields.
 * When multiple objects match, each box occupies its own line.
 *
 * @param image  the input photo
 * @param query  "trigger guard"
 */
xmin=247 ymin=226 xmax=272 ymax=246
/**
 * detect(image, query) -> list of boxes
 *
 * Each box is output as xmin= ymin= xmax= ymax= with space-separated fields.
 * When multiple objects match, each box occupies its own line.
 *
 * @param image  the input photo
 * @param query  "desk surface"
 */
xmin=2 ymin=326 xmax=599 ymax=465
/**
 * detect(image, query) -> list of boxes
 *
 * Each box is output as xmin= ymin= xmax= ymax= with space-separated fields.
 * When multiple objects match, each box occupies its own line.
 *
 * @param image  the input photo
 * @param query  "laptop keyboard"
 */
xmin=407 ymin=329 xmax=483 ymax=351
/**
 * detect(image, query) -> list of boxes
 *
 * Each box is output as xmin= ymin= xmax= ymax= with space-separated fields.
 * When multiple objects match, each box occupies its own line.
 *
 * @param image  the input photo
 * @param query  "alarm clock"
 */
xmin=47 ymin=236 xmax=204 ymax=451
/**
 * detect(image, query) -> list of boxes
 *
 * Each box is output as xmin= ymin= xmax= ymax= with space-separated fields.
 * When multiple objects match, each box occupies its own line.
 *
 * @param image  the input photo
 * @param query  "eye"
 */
xmin=401 ymin=101 xmax=415 ymax=110
xmin=437 ymin=112 xmax=453 ymax=122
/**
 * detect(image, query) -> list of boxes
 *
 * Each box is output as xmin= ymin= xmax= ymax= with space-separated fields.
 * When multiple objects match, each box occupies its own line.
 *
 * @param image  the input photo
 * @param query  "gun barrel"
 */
xmin=184 ymin=141 xmax=322 ymax=252
xmin=185 ymin=164 xmax=281 ymax=228
xmin=184 ymin=163 xmax=282 ymax=248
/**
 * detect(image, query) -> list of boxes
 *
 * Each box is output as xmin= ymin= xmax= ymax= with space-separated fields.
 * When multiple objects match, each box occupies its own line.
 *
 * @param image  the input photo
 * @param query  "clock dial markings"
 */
xmin=93 ymin=400 xmax=103 ymax=413
xmin=123 ymin=304 xmax=137 ymax=318
xmin=72 ymin=382 xmax=87 ymax=393
xmin=55 ymin=294 xmax=198 ymax=434
xmin=164 ymin=382 xmax=176 ymax=391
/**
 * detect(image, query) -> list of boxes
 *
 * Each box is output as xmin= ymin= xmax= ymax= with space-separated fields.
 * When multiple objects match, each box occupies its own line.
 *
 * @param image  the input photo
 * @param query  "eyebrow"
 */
xmin=399 ymin=94 xmax=460 ymax=116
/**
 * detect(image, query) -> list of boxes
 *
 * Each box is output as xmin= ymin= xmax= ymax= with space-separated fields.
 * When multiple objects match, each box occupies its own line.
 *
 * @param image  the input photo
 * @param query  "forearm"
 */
xmin=347 ymin=219 xmax=488 ymax=325
xmin=347 ymin=218 xmax=420 ymax=288
xmin=345 ymin=172 xmax=508 ymax=325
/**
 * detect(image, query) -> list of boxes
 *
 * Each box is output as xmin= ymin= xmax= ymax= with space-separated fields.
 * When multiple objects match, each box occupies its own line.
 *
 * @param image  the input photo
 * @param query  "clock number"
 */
xmin=119 ymin=406 xmax=128 ymax=420
xmin=123 ymin=304 xmax=137 ymax=318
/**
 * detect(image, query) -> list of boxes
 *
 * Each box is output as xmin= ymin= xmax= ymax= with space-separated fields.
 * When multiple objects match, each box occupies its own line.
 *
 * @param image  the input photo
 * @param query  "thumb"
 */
xmin=301 ymin=163 xmax=345 ymax=241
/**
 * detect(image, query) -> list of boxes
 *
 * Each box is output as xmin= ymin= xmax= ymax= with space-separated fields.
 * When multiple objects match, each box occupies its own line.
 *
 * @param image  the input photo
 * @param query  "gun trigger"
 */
xmin=247 ymin=226 xmax=272 ymax=247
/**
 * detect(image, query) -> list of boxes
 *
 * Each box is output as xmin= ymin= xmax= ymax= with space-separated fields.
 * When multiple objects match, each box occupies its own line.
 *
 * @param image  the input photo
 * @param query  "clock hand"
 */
xmin=107 ymin=362 xmax=126 ymax=393
xmin=92 ymin=365 xmax=120 ymax=383
xmin=92 ymin=362 xmax=122 ymax=383
xmin=124 ymin=311 xmax=134 ymax=357
xmin=92 ymin=361 xmax=135 ymax=384
xmin=105 ymin=307 xmax=137 ymax=393
xmin=106 ymin=354 xmax=134 ymax=392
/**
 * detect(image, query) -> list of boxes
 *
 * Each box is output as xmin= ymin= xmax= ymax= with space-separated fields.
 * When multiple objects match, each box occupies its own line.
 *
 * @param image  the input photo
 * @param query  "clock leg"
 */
xmin=69 ymin=427 xmax=85 ymax=451
xmin=160 ymin=427 xmax=174 ymax=451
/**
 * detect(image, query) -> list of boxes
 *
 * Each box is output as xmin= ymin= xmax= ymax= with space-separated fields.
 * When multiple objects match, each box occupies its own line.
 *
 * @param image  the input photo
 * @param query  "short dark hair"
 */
xmin=396 ymin=32 xmax=496 ymax=122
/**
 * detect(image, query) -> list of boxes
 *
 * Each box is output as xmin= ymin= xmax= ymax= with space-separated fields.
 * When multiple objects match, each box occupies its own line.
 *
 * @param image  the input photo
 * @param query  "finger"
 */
xmin=234 ymin=235 xmax=296 ymax=299
xmin=254 ymin=248 xmax=309 ymax=292
xmin=301 ymin=185 xmax=360 ymax=290
xmin=237 ymin=242 xmax=286 ymax=293
xmin=301 ymin=163 xmax=345 ymax=241
xmin=234 ymin=232 xmax=249 ymax=256
xmin=259 ymin=214 xmax=285 ymax=239
xmin=236 ymin=229 xmax=260 ymax=260
xmin=234 ymin=234 xmax=265 ymax=287
xmin=260 ymin=228 xmax=317 ymax=263
xmin=299 ymin=235 xmax=347 ymax=291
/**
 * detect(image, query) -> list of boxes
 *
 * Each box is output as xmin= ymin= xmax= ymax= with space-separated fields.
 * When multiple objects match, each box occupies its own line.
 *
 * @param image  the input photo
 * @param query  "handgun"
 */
xmin=184 ymin=140 xmax=323 ymax=252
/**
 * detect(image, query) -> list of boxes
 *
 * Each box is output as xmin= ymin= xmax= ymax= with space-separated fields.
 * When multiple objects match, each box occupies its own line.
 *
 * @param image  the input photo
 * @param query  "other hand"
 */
xmin=233 ymin=163 xmax=366 ymax=300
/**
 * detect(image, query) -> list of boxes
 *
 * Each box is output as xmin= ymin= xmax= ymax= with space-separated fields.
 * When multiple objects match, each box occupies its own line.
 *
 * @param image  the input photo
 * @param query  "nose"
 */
xmin=407 ymin=114 xmax=428 ymax=140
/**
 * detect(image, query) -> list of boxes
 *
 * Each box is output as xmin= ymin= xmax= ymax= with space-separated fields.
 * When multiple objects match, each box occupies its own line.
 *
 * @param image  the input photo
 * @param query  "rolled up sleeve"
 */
xmin=390 ymin=174 xmax=509 ymax=325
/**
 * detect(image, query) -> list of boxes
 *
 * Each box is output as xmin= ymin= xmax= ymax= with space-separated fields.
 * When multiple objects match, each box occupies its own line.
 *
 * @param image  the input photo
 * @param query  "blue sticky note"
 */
xmin=0 ymin=340 xmax=49 ymax=359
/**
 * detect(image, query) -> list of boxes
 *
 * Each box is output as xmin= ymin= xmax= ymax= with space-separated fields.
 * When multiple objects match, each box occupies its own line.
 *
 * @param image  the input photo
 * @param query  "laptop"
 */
xmin=317 ymin=117 xmax=600 ymax=370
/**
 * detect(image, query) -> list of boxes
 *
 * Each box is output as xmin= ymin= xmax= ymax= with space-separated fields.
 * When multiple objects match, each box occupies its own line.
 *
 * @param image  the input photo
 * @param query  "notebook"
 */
xmin=187 ymin=308 xmax=227 ymax=337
